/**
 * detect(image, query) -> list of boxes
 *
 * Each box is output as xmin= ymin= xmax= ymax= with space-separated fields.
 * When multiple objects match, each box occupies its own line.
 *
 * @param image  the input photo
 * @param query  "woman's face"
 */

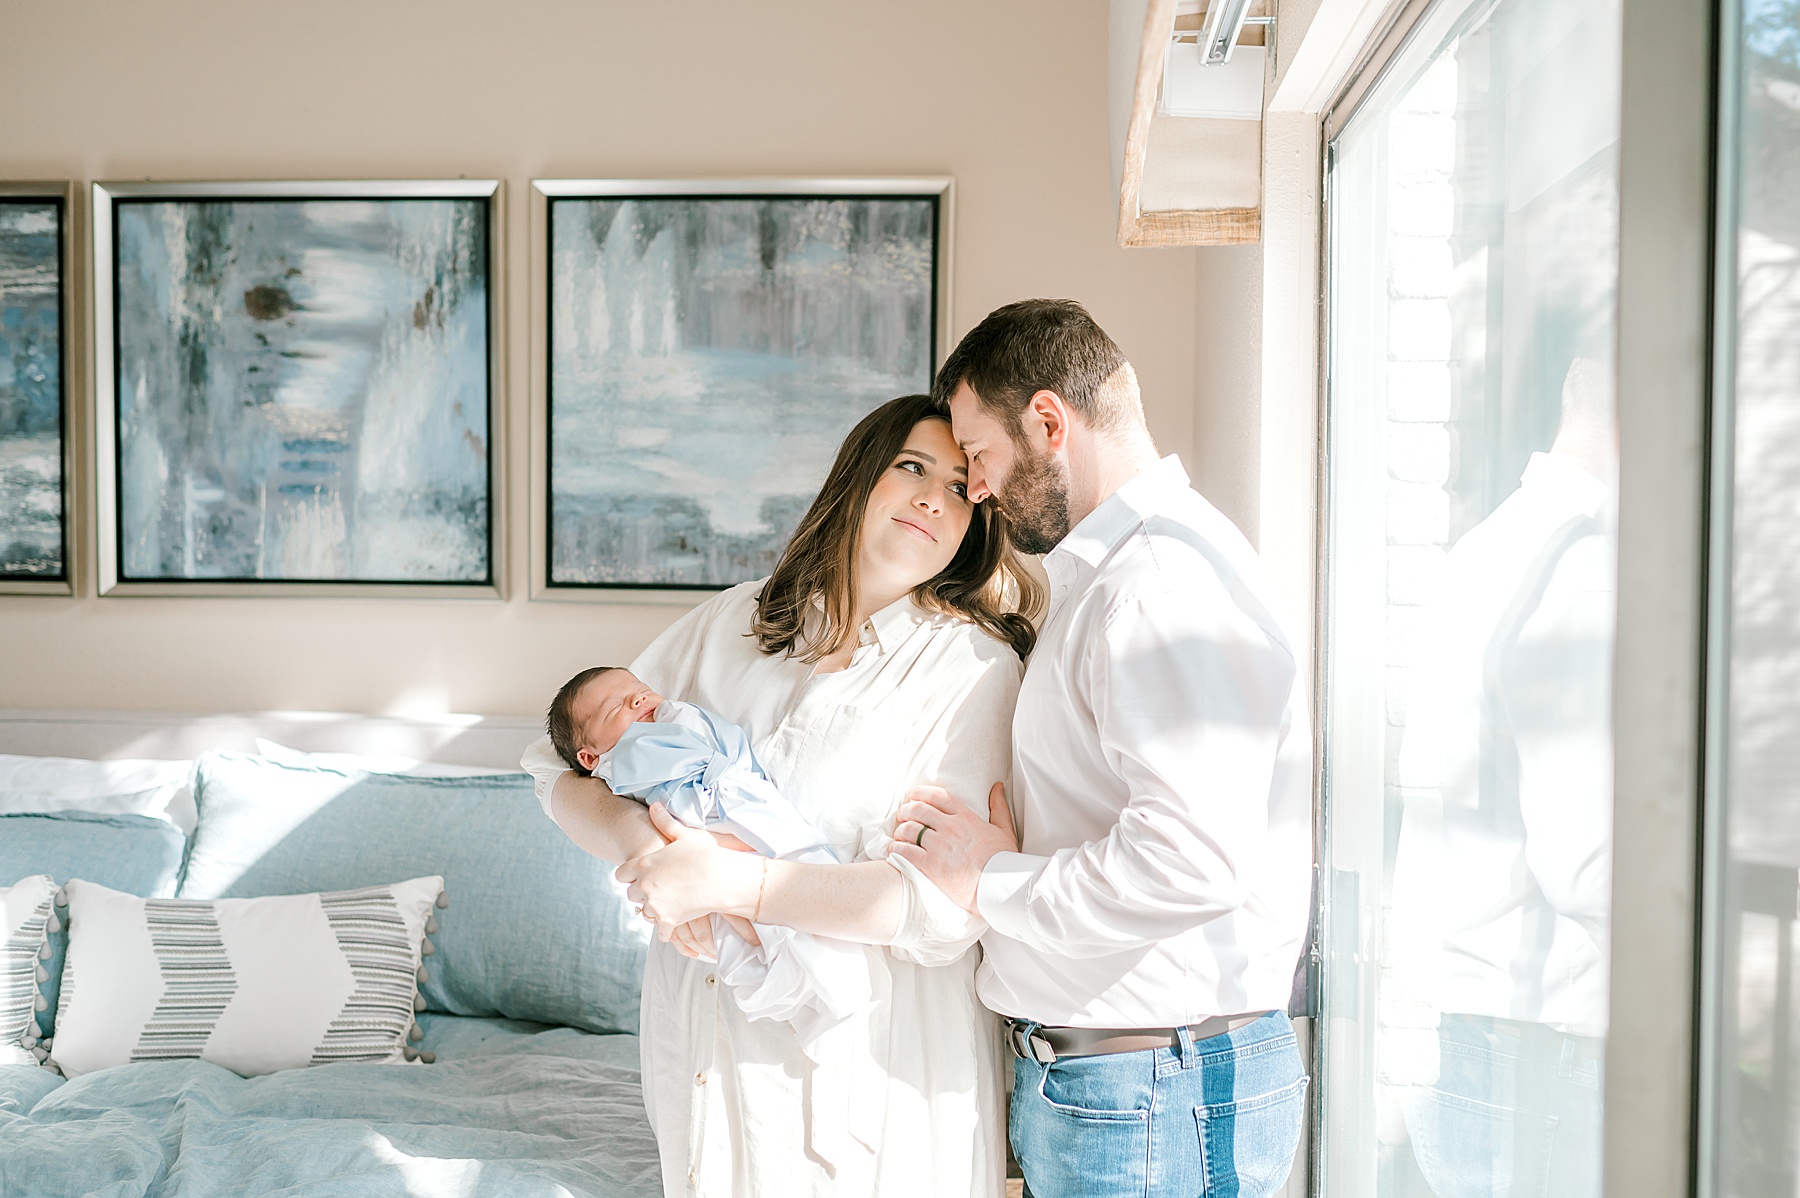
xmin=858 ymin=418 xmax=974 ymax=595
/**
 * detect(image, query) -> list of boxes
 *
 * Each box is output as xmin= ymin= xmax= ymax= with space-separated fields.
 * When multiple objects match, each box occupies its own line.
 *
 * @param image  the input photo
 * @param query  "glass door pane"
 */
xmin=1319 ymin=0 xmax=1623 ymax=1194
xmin=1708 ymin=3 xmax=1800 ymax=1195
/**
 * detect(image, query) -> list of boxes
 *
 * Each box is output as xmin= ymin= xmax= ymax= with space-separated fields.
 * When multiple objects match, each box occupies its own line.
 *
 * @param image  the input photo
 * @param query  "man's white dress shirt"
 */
xmin=975 ymin=455 xmax=1314 ymax=1029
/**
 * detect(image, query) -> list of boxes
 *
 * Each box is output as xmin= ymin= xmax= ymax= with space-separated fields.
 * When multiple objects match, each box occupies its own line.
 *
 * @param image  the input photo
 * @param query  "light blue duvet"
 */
xmin=0 ymin=1016 xmax=661 ymax=1198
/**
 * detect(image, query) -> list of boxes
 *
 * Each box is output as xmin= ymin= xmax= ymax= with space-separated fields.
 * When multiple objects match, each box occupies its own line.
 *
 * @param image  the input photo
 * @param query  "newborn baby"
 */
xmin=547 ymin=666 xmax=872 ymax=1049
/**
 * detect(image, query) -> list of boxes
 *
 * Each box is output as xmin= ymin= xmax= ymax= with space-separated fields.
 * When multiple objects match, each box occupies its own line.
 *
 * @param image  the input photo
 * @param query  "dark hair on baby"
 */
xmin=547 ymin=666 xmax=626 ymax=772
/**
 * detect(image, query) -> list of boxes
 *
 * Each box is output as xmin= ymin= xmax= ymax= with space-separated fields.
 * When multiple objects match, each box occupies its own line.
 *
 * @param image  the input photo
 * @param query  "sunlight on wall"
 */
xmin=383 ymin=685 xmax=455 ymax=718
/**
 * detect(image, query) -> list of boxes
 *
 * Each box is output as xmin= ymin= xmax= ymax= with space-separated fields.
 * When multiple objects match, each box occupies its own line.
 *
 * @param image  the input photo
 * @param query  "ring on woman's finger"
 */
xmin=915 ymin=824 xmax=929 ymax=848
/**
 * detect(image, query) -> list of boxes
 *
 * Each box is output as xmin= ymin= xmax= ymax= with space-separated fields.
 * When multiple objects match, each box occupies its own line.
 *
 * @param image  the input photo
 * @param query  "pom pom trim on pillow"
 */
xmin=49 ymin=877 xmax=446 ymax=1079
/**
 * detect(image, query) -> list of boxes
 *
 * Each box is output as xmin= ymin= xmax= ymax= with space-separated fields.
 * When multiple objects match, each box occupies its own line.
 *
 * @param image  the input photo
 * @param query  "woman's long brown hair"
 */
xmin=752 ymin=394 xmax=1043 ymax=662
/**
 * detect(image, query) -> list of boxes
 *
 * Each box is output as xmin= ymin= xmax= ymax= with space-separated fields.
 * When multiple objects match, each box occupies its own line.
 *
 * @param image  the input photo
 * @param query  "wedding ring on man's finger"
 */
xmin=915 ymin=825 xmax=929 ymax=848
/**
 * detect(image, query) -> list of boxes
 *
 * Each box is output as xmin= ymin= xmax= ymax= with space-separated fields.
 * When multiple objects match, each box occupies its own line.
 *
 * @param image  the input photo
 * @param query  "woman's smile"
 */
xmin=891 ymin=515 xmax=937 ymax=542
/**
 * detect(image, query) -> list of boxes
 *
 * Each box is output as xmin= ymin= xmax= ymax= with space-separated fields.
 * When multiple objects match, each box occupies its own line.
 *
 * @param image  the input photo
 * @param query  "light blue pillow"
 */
xmin=1 ymin=810 xmax=187 ymax=1039
xmin=182 ymin=752 xmax=649 ymax=1035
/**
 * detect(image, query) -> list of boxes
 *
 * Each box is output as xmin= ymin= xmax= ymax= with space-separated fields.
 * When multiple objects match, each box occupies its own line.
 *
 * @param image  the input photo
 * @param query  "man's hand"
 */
xmin=889 ymin=781 xmax=1018 ymax=914
xmin=616 ymin=803 xmax=764 ymax=939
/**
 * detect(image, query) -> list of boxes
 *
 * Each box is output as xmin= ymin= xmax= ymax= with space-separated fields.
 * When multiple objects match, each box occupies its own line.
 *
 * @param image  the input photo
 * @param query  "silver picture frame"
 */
xmin=0 ymin=181 xmax=78 ymax=596
xmin=92 ymin=179 xmax=507 ymax=598
xmin=528 ymin=177 xmax=954 ymax=604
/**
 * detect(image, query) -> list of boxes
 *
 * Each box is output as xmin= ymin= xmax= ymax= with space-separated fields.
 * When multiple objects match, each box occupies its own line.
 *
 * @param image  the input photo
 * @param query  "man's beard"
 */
xmin=993 ymin=443 xmax=1072 ymax=556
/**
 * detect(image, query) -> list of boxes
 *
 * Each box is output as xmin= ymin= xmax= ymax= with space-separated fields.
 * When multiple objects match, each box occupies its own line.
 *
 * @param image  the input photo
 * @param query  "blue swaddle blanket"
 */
xmin=598 ymin=700 xmax=873 ymax=1050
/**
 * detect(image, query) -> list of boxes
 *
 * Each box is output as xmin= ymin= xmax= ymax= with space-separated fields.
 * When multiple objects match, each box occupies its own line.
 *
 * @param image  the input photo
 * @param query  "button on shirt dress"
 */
xmin=522 ymin=580 xmax=1021 ymax=1198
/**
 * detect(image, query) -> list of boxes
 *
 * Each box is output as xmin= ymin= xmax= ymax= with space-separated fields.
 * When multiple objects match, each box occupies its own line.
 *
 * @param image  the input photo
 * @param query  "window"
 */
xmin=1318 ymin=0 xmax=1623 ymax=1193
xmin=1706 ymin=3 xmax=1800 ymax=1194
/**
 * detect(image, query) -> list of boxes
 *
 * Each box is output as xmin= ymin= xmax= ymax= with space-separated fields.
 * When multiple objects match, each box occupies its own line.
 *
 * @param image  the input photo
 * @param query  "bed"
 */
xmin=0 ymin=708 xmax=664 ymax=1198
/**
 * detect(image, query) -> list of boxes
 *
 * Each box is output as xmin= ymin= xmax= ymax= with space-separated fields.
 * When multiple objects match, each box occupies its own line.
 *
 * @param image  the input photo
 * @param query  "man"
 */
xmin=889 ymin=299 xmax=1313 ymax=1198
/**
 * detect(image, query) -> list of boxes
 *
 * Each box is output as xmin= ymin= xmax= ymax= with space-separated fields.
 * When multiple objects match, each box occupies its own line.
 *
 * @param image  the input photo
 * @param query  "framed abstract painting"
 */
xmin=92 ymin=180 xmax=502 ymax=596
xmin=0 ymin=184 xmax=73 ymax=595
xmin=533 ymin=178 xmax=950 ymax=596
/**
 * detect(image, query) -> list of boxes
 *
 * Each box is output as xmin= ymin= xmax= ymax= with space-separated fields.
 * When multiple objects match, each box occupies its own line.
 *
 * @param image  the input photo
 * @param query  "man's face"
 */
xmin=570 ymin=669 xmax=663 ymax=771
xmin=946 ymin=382 xmax=1072 ymax=556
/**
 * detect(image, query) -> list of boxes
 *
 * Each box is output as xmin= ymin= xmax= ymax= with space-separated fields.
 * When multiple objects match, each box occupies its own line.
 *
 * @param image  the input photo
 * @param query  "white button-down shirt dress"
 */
xmin=523 ymin=580 xmax=1021 ymax=1198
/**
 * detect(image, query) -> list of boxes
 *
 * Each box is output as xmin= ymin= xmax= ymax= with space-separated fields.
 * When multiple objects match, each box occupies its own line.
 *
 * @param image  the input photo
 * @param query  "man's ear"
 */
xmin=1025 ymin=389 xmax=1073 ymax=454
xmin=577 ymin=747 xmax=600 ymax=773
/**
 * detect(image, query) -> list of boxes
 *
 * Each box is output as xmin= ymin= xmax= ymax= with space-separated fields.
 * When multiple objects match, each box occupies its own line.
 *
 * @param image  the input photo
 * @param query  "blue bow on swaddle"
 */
xmin=597 ymin=701 xmax=875 ymax=1054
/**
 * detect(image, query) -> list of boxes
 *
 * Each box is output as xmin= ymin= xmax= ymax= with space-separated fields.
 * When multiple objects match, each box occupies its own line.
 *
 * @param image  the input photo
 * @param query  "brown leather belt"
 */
xmin=1007 ymin=1013 xmax=1272 ymax=1064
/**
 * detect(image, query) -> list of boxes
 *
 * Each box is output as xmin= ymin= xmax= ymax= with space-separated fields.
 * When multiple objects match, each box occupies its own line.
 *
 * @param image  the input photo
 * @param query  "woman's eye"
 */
xmin=951 ymin=483 xmax=969 ymax=499
xmin=897 ymin=460 xmax=924 ymax=475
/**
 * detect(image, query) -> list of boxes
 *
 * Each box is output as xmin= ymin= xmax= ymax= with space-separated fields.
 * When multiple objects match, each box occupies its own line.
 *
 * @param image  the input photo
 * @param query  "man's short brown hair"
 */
xmin=546 ymin=666 xmax=625 ymax=771
xmin=931 ymin=299 xmax=1139 ymax=435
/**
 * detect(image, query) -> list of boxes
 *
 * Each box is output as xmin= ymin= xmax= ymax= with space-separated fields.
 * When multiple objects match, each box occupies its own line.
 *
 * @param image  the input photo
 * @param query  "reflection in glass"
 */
xmin=1321 ymin=0 xmax=1621 ymax=1195
xmin=1712 ymin=2 xmax=1800 ymax=1195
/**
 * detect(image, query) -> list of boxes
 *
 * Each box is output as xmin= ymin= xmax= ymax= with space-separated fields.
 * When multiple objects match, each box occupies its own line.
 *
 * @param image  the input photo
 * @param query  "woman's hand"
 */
xmin=669 ymin=917 xmax=717 ymax=961
xmin=668 ymin=913 xmax=765 ymax=961
xmin=617 ymin=804 xmax=767 ymax=940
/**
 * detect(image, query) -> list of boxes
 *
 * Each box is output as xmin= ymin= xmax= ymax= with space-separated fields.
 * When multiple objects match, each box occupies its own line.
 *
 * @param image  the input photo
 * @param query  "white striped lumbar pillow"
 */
xmin=48 ymin=876 xmax=444 ymax=1079
xmin=1 ymin=875 xmax=57 ymax=1067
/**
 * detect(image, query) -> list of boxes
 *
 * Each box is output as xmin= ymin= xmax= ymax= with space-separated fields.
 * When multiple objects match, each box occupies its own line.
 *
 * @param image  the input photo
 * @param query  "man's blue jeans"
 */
xmin=1010 ymin=1011 xmax=1309 ymax=1198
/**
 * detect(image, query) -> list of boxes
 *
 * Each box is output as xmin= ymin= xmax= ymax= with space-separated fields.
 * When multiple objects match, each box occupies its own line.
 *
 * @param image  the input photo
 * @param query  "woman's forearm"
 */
xmin=618 ymin=810 xmax=907 ymax=944
xmin=739 ymin=859 xmax=906 ymax=946
xmin=550 ymin=771 xmax=664 ymax=865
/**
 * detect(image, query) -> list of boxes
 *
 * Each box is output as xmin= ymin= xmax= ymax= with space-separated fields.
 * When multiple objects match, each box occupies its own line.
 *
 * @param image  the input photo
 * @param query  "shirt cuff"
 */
xmin=976 ymin=851 xmax=1048 ymax=942
xmin=885 ymin=851 xmax=981 ymax=952
xmin=518 ymin=734 xmax=572 ymax=820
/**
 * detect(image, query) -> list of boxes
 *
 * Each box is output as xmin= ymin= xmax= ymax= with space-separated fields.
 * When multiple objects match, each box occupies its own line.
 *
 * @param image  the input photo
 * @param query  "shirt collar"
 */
xmin=1049 ymin=454 xmax=1192 ymax=573
xmin=864 ymin=593 xmax=926 ymax=653
xmin=807 ymin=591 xmax=925 ymax=655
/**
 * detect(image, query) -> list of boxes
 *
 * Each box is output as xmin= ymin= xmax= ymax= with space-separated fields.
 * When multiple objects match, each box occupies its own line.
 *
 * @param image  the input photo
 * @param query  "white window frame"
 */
xmin=1264 ymin=1 xmax=1717 ymax=1196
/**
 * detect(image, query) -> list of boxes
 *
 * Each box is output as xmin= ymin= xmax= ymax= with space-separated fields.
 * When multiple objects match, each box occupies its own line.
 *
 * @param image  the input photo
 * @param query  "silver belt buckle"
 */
xmin=1009 ymin=1021 xmax=1057 ymax=1064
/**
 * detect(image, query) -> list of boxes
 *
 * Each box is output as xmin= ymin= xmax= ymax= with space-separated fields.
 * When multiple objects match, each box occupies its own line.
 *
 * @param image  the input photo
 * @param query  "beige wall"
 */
xmin=1190 ymin=244 xmax=1264 ymax=543
xmin=0 ymin=0 xmax=1211 ymax=717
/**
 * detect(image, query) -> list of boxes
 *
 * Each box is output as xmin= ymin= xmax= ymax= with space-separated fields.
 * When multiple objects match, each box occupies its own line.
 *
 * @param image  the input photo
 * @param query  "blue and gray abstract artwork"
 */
xmin=115 ymin=198 xmax=489 ymax=582
xmin=0 ymin=201 xmax=64 ymax=578
xmin=549 ymin=196 xmax=936 ymax=587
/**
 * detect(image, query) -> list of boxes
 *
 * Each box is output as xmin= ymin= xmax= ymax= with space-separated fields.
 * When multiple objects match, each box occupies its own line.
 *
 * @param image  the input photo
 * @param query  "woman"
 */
xmin=521 ymin=394 xmax=1042 ymax=1198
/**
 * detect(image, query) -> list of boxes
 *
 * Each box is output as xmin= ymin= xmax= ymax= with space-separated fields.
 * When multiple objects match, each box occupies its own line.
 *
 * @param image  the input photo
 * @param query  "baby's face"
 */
xmin=570 ymin=669 xmax=664 ymax=772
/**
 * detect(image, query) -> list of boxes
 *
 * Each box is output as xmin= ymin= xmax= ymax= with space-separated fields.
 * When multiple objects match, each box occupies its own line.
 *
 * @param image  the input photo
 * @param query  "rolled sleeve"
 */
xmin=520 ymin=734 xmax=571 ymax=821
xmin=883 ymin=849 xmax=987 ymax=966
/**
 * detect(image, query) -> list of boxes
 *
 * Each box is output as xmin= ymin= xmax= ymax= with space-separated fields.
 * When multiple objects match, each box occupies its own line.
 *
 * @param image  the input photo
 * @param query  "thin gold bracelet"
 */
xmin=752 ymin=858 xmax=768 ymax=923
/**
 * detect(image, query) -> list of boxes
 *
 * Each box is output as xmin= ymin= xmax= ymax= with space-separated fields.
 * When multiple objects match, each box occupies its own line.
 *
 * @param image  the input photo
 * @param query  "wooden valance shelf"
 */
xmin=1112 ymin=0 xmax=1267 ymax=246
